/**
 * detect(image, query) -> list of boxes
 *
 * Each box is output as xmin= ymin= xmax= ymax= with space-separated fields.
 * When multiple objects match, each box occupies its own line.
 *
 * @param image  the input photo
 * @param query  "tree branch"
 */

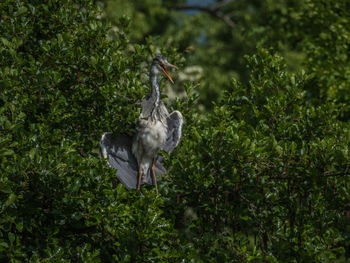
xmin=174 ymin=1 xmax=236 ymax=29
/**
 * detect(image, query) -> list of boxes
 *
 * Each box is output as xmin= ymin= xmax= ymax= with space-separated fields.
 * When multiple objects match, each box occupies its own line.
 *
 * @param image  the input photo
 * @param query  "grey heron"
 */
xmin=100 ymin=55 xmax=183 ymax=194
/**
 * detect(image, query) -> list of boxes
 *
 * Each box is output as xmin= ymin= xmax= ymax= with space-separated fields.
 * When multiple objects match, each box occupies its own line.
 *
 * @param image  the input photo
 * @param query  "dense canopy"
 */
xmin=1 ymin=0 xmax=349 ymax=262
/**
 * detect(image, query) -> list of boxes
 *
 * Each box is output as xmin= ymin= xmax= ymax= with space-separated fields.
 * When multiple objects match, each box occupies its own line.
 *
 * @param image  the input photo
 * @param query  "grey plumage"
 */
xmin=100 ymin=133 xmax=165 ymax=189
xmin=163 ymin=110 xmax=183 ymax=153
xmin=100 ymin=55 xmax=183 ymax=193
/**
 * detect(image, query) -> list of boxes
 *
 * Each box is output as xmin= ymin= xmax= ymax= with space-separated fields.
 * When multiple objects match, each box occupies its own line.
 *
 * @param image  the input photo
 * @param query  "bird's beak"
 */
xmin=161 ymin=63 xmax=178 ymax=84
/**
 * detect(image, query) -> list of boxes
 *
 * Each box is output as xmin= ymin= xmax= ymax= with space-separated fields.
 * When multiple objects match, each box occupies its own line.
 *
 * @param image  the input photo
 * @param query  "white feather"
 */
xmin=132 ymin=119 xmax=168 ymax=175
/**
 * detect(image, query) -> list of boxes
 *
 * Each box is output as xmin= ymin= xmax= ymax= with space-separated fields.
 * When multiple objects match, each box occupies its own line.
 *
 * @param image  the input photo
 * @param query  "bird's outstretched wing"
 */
xmin=100 ymin=132 xmax=166 ymax=189
xmin=162 ymin=110 xmax=184 ymax=153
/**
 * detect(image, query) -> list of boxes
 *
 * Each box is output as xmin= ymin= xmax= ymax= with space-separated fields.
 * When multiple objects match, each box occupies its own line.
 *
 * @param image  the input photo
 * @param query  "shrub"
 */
xmin=1 ymin=0 xmax=184 ymax=261
xmin=169 ymin=49 xmax=350 ymax=262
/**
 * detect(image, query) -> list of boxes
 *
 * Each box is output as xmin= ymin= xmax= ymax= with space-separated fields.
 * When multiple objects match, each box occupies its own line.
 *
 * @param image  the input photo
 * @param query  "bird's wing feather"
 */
xmin=162 ymin=111 xmax=184 ymax=153
xmin=100 ymin=133 xmax=166 ymax=189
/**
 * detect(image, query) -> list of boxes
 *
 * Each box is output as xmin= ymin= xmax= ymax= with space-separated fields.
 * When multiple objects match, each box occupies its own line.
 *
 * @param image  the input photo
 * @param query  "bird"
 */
xmin=132 ymin=55 xmax=183 ymax=194
xmin=100 ymin=55 xmax=183 ymax=194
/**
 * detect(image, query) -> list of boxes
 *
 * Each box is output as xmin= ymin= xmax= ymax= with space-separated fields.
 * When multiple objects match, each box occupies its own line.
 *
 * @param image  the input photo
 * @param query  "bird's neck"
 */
xmin=150 ymin=70 xmax=160 ymax=104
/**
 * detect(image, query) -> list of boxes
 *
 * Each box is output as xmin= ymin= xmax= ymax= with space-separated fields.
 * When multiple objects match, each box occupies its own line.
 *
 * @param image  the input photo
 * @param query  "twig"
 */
xmin=174 ymin=1 xmax=236 ymax=29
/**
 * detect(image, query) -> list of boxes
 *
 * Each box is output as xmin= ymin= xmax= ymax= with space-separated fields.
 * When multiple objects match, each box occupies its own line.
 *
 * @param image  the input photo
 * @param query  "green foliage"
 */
xmin=1 ymin=0 xmax=349 ymax=262
xmin=168 ymin=49 xmax=350 ymax=262
xmin=101 ymin=0 xmax=350 ymax=113
xmin=255 ymin=0 xmax=350 ymax=118
xmin=0 ymin=0 xmax=185 ymax=261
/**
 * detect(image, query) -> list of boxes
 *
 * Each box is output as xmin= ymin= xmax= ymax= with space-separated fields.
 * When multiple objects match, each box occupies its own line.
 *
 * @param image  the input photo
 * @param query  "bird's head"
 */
xmin=151 ymin=55 xmax=178 ymax=84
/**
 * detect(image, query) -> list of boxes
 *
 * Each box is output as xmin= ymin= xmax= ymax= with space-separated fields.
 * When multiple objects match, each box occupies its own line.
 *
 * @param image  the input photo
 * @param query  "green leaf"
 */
xmin=16 ymin=6 xmax=28 ymax=16
xmin=4 ymin=193 xmax=17 ymax=209
xmin=8 ymin=233 xmax=15 ymax=245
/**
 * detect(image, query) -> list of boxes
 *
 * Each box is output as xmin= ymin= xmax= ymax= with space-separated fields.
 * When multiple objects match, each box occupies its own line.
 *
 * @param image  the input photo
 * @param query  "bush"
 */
xmin=1 ymin=0 xmax=185 ymax=261
xmin=1 ymin=0 xmax=349 ymax=262
xmin=169 ymin=49 xmax=350 ymax=262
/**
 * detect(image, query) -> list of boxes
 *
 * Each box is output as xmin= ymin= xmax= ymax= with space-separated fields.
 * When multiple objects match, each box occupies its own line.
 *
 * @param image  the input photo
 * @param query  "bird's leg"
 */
xmin=137 ymin=159 xmax=143 ymax=191
xmin=151 ymin=159 xmax=158 ymax=195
